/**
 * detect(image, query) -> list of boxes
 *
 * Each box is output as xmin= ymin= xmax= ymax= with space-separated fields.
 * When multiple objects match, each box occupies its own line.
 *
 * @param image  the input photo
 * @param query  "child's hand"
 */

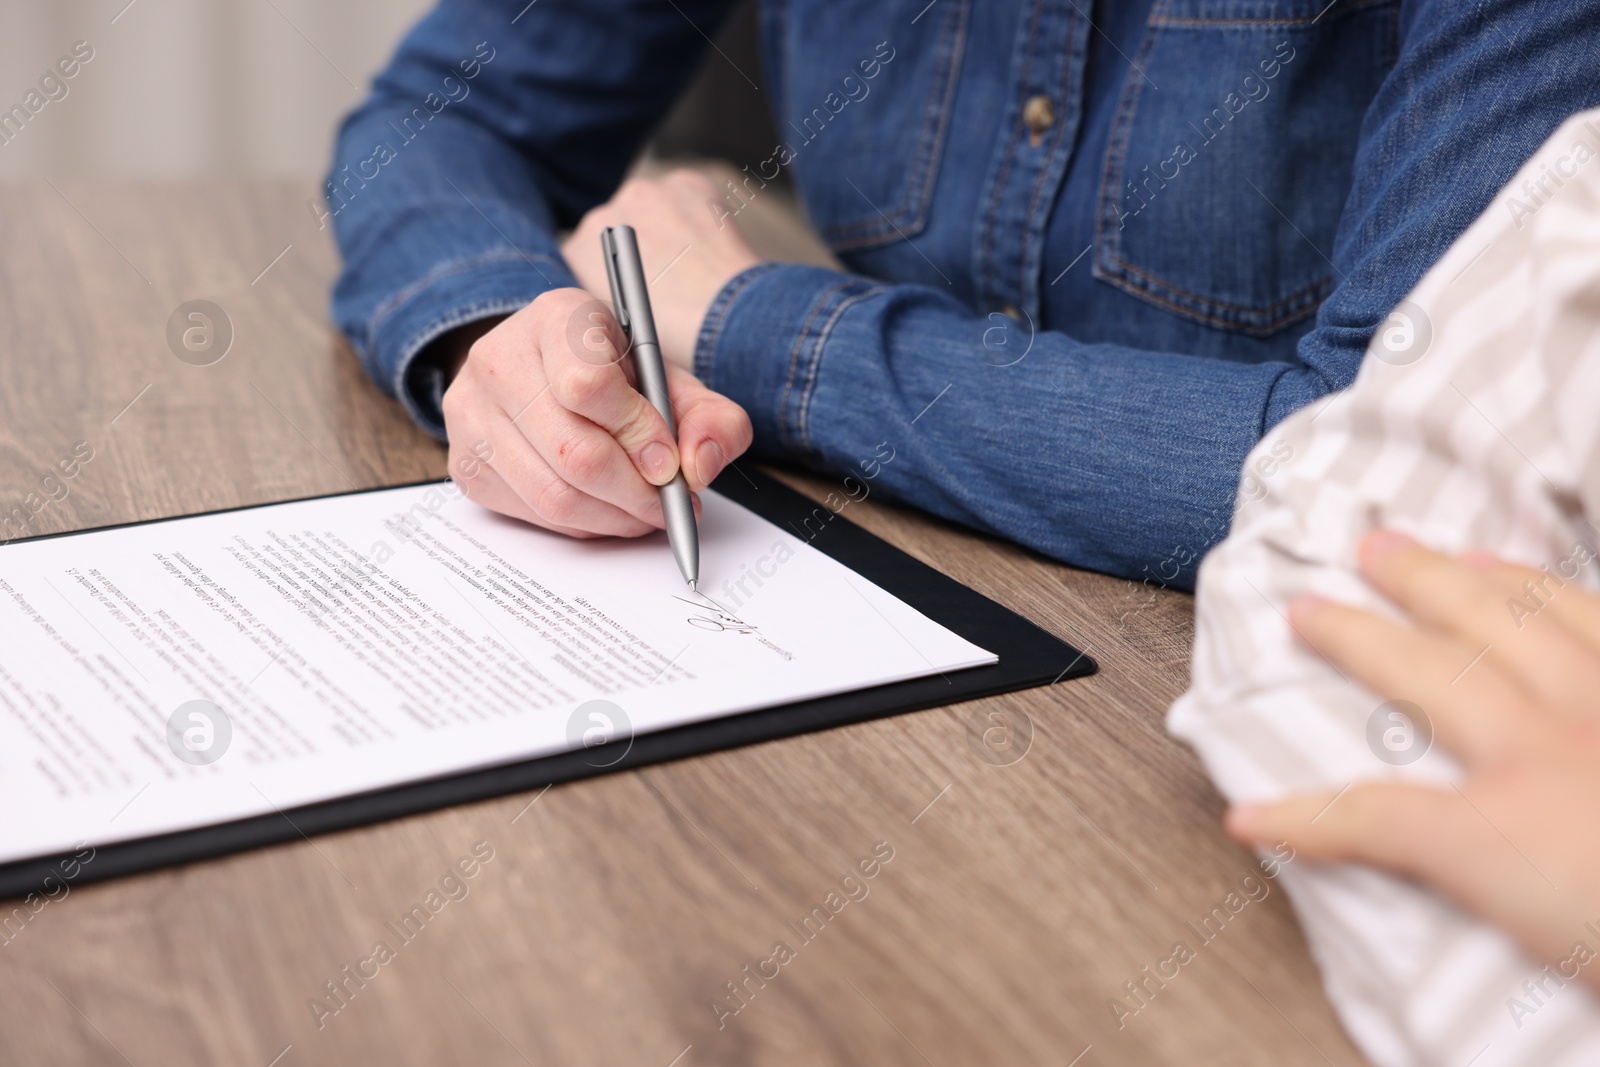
xmin=1228 ymin=530 xmax=1600 ymax=985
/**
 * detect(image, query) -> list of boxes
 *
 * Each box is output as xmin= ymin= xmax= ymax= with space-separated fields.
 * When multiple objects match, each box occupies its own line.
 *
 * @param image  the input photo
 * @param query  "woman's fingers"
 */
xmin=439 ymin=289 xmax=751 ymax=537
xmin=450 ymin=448 xmax=602 ymax=540
xmin=538 ymin=295 xmax=683 ymax=488
xmin=450 ymin=388 xmax=658 ymax=538
xmin=456 ymin=289 xmax=679 ymax=530
xmin=483 ymin=411 xmax=659 ymax=537
xmin=517 ymin=385 xmax=670 ymax=528
xmin=667 ymin=363 xmax=753 ymax=491
xmin=1290 ymin=594 xmax=1531 ymax=765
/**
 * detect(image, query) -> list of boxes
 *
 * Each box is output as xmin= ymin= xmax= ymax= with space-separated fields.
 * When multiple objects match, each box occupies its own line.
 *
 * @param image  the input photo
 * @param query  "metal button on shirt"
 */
xmin=972 ymin=8 xmax=1092 ymax=323
xmin=1023 ymin=94 xmax=1055 ymax=144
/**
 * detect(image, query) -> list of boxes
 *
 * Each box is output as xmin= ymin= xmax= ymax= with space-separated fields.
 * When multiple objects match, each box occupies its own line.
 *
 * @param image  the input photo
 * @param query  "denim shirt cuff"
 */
xmin=371 ymin=250 xmax=575 ymax=440
xmin=693 ymin=262 xmax=881 ymax=460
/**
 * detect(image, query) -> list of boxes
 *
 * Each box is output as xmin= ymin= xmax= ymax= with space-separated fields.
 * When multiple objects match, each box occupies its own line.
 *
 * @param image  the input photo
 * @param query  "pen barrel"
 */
xmin=602 ymin=225 xmax=659 ymax=347
xmin=602 ymin=223 xmax=699 ymax=586
xmin=631 ymin=340 xmax=678 ymax=437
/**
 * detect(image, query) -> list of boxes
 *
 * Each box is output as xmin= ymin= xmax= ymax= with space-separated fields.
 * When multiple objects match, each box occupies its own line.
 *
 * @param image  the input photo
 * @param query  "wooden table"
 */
xmin=0 ymin=178 xmax=1367 ymax=1066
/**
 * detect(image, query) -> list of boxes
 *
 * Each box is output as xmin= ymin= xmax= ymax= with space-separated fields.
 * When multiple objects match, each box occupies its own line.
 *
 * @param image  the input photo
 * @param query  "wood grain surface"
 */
xmin=0 ymin=176 xmax=1366 ymax=1066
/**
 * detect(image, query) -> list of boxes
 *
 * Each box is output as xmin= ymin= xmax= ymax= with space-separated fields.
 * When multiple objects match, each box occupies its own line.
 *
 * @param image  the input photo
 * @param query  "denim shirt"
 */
xmin=327 ymin=0 xmax=1600 ymax=590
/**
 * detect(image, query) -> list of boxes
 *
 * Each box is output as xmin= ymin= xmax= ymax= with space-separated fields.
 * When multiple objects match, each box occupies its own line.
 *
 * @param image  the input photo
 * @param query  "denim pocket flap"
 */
xmin=1094 ymin=0 xmax=1397 ymax=335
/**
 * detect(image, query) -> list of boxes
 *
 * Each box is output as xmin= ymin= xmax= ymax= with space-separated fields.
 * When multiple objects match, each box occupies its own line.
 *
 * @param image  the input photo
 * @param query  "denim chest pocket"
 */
xmin=1095 ymin=0 xmax=1398 ymax=336
xmin=762 ymin=0 xmax=970 ymax=252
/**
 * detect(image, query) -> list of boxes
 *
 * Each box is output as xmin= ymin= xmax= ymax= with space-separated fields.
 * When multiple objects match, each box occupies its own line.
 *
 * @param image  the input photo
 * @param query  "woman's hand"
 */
xmin=440 ymin=288 xmax=751 ymax=538
xmin=1227 ymin=530 xmax=1600 ymax=985
xmin=438 ymin=168 xmax=762 ymax=540
xmin=561 ymin=169 xmax=762 ymax=370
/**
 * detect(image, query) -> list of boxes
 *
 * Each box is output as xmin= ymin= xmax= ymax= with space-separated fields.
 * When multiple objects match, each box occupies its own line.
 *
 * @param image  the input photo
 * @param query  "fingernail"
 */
xmin=1362 ymin=528 xmax=1415 ymax=562
xmin=696 ymin=440 xmax=725 ymax=487
xmin=640 ymin=441 xmax=676 ymax=485
xmin=1461 ymin=549 xmax=1499 ymax=570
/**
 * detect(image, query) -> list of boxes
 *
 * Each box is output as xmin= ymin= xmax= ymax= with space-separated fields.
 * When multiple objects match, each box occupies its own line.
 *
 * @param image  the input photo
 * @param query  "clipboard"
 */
xmin=0 ymin=467 xmax=1095 ymax=899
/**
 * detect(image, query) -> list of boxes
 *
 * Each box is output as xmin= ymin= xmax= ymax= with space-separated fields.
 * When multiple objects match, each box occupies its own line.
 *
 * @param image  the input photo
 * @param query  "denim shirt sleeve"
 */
xmin=327 ymin=0 xmax=734 ymax=438
xmin=696 ymin=0 xmax=1600 ymax=590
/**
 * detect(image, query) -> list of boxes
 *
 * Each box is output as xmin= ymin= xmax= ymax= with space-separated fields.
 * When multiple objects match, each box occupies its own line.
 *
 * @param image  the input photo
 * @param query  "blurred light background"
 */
xmin=0 ymin=0 xmax=778 ymax=179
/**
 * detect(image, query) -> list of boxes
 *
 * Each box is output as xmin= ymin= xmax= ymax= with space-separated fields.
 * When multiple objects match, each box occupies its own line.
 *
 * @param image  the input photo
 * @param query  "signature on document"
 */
xmin=672 ymin=590 xmax=794 ymax=660
xmin=673 ymin=591 xmax=759 ymax=634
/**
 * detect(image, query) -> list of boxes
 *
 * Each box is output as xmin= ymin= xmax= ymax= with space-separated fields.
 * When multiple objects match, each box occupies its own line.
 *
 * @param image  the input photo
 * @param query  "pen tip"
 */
xmin=688 ymin=579 xmax=697 ymax=592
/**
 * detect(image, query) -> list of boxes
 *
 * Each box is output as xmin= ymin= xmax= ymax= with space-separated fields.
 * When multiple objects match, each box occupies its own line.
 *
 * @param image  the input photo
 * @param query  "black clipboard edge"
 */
xmin=0 ymin=468 xmax=1094 ymax=899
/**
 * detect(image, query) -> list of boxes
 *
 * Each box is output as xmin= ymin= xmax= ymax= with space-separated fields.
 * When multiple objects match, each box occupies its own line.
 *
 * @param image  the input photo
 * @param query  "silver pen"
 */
xmin=601 ymin=224 xmax=700 ymax=590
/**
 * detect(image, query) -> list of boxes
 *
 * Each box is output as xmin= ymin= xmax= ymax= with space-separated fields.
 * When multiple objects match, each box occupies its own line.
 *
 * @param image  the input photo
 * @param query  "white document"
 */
xmin=0 ymin=482 xmax=994 ymax=864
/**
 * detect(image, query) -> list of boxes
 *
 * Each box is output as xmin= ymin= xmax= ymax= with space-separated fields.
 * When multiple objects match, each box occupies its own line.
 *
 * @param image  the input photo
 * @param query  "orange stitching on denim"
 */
xmin=695 ymin=263 xmax=778 ymax=384
xmin=1150 ymin=0 xmax=1392 ymax=28
xmin=778 ymin=280 xmax=859 ymax=451
xmin=795 ymin=284 xmax=883 ymax=454
xmin=1020 ymin=12 xmax=1084 ymax=303
xmin=1094 ymin=5 xmax=1163 ymax=285
xmin=822 ymin=0 xmax=971 ymax=250
xmin=976 ymin=0 xmax=1047 ymax=304
xmin=1112 ymin=251 xmax=1331 ymax=316
xmin=1097 ymin=253 xmax=1329 ymax=334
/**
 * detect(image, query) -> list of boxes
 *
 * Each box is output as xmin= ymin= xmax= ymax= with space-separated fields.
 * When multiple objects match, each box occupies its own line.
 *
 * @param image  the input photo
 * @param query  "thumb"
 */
xmin=666 ymin=364 xmax=754 ymax=492
xmin=608 ymin=385 xmax=682 ymax=488
xmin=1226 ymin=781 xmax=1469 ymax=882
xmin=1229 ymin=781 xmax=1586 ymax=967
